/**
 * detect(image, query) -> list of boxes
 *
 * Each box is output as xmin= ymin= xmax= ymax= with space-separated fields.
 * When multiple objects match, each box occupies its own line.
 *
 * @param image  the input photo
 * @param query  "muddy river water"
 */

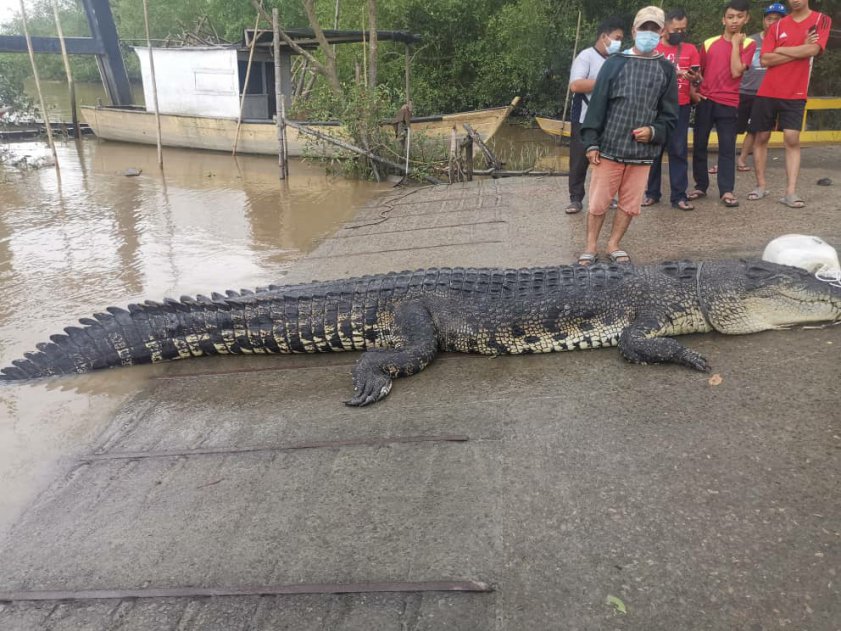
xmin=0 ymin=138 xmax=393 ymax=535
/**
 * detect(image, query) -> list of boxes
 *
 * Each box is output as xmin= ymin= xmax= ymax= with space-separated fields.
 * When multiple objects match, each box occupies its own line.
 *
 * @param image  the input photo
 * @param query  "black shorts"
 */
xmin=736 ymin=93 xmax=755 ymax=134
xmin=747 ymin=96 xmax=806 ymax=133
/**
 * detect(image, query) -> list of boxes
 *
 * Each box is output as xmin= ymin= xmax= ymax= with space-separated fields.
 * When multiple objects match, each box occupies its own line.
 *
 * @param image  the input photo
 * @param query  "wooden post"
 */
xmin=233 ymin=10 xmax=262 ymax=156
xmin=448 ymin=127 xmax=457 ymax=184
xmin=404 ymin=44 xmax=411 ymax=104
xmin=50 ymin=0 xmax=79 ymax=139
xmin=19 ymin=0 xmax=58 ymax=170
xmin=272 ymin=8 xmax=287 ymax=179
xmin=142 ymin=0 xmax=163 ymax=167
xmin=463 ymin=135 xmax=473 ymax=182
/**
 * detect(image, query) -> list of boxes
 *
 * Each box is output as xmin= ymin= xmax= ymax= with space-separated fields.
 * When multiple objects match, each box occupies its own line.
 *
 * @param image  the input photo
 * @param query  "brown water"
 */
xmin=0 ymin=138 xmax=390 ymax=536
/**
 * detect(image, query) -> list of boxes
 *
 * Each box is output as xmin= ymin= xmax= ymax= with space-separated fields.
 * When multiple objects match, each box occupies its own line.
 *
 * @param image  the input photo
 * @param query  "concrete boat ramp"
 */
xmin=1 ymin=149 xmax=839 ymax=629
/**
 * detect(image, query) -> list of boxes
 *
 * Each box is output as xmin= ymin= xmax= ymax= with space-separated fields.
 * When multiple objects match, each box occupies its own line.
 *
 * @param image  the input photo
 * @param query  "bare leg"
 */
xmin=738 ymin=132 xmax=755 ymax=168
xmin=605 ymin=210 xmax=634 ymax=253
xmin=752 ymin=130 xmax=772 ymax=191
xmin=585 ymin=212 xmax=607 ymax=254
xmin=782 ymin=129 xmax=801 ymax=196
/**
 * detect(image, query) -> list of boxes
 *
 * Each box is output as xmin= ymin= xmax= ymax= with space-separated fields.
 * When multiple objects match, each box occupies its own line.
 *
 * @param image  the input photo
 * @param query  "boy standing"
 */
xmin=578 ymin=6 xmax=677 ymax=265
xmin=642 ymin=8 xmax=701 ymax=211
xmin=748 ymin=0 xmax=831 ymax=208
xmin=565 ymin=18 xmax=626 ymax=214
xmin=736 ymin=3 xmax=787 ymax=171
xmin=689 ymin=0 xmax=755 ymax=208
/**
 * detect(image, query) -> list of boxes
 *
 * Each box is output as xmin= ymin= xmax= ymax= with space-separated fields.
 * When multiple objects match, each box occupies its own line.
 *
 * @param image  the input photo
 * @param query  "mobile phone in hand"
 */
xmin=808 ymin=25 xmax=817 ymax=34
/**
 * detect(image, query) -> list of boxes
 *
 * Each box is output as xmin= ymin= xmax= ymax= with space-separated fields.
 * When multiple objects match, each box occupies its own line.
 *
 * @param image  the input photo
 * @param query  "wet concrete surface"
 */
xmin=0 ymin=145 xmax=839 ymax=629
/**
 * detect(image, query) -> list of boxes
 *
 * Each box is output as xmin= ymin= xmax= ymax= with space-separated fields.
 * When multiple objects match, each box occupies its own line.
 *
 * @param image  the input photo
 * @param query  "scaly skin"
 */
xmin=2 ymin=260 xmax=839 ymax=405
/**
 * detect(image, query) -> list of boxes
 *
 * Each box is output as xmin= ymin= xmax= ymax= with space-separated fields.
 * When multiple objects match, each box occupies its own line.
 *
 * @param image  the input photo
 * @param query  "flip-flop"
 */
xmin=608 ymin=250 xmax=631 ymax=264
xmin=747 ymin=188 xmax=767 ymax=201
xmin=708 ymin=165 xmax=718 ymax=174
xmin=578 ymin=252 xmax=597 ymax=266
xmin=674 ymin=200 xmax=694 ymax=211
xmin=779 ymin=194 xmax=805 ymax=208
xmin=721 ymin=194 xmax=739 ymax=208
xmin=687 ymin=189 xmax=707 ymax=201
xmin=737 ymin=164 xmax=751 ymax=172
xmin=641 ymin=197 xmax=659 ymax=207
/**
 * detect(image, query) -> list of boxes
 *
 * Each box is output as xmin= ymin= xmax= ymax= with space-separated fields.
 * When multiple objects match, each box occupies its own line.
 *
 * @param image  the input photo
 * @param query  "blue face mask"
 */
xmin=635 ymin=30 xmax=660 ymax=53
xmin=606 ymin=39 xmax=622 ymax=55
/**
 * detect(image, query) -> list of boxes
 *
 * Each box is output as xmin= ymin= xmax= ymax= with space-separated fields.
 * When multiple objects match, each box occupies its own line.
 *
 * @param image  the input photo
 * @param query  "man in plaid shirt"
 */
xmin=578 ymin=6 xmax=678 ymax=266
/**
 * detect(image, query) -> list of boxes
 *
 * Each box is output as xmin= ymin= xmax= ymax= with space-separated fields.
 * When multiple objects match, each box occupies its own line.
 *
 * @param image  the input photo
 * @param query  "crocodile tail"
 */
xmin=0 ymin=290 xmax=279 ymax=380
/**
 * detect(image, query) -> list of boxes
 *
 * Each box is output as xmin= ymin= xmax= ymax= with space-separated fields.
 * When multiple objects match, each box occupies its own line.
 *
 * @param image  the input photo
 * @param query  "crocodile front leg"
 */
xmin=346 ymin=301 xmax=439 ymax=407
xmin=618 ymin=316 xmax=711 ymax=371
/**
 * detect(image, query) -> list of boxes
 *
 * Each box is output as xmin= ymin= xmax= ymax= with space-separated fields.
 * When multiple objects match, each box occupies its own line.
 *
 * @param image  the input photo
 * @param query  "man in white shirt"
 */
xmin=565 ymin=17 xmax=625 ymax=214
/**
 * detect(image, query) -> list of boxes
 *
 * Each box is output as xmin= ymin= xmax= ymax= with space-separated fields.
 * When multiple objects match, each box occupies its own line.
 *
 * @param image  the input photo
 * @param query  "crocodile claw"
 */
xmin=345 ymin=373 xmax=393 ymax=407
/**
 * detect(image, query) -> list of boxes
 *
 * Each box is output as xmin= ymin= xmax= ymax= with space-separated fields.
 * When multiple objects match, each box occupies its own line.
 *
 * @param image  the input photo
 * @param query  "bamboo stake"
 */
xmin=142 ymin=0 xmax=163 ymax=167
xmin=49 ymin=0 xmax=78 ymax=139
xmin=233 ymin=10 xmax=262 ymax=156
xmin=404 ymin=44 xmax=411 ymax=104
xmin=272 ymin=8 xmax=287 ymax=179
xmin=560 ymin=9 xmax=582 ymax=135
xmin=19 ymin=0 xmax=58 ymax=170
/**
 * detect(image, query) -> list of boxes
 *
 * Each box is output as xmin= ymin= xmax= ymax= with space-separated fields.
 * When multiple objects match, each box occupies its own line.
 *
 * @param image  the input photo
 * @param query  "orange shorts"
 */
xmin=587 ymin=158 xmax=651 ymax=217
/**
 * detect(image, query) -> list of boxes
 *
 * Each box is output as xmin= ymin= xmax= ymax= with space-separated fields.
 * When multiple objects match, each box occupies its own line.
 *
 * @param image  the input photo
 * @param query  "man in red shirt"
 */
xmin=642 ymin=8 xmax=701 ymax=211
xmin=689 ymin=0 xmax=755 ymax=208
xmin=747 ymin=0 xmax=831 ymax=208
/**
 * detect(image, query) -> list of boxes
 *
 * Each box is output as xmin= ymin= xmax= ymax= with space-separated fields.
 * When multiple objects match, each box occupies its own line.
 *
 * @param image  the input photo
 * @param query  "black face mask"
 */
xmin=667 ymin=32 xmax=685 ymax=46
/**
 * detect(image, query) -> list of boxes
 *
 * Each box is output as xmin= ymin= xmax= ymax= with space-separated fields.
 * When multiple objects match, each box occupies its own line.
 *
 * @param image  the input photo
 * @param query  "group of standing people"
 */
xmin=566 ymin=0 xmax=831 ymax=266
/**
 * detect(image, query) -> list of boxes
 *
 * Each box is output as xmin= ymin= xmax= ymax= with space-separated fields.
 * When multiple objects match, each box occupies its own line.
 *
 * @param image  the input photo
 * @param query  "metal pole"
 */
xmin=142 ymin=0 xmax=163 ymax=167
xmin=560 ymin=9 xmax=582 ymax=135
xmin=233 ymin=10 xmax=262 ymax=156
xmin=404 ymin=44 xmax=411 ymax=103
xmin=50 ymin=0 xmax=78 ymax=139
xmin=19 ymin=0 xmax=59 ymax=170
xmin=272 ymin=8 xmax=287 ymax=179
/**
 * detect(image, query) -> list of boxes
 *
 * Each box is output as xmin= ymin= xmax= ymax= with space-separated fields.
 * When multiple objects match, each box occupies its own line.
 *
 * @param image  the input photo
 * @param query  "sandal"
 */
xmin=721 ymin=194 xmax=739 ymax=208
xmin=687 ymin=189 xmax=707 ymax=201
xmin=578 ymin=252 xmax=597 ymax=266
xmin=608 ymin=250 xmax=631 ymax=264
xmin=708 ymin=165 xmax=718 ymax=174
xmin=565 ymin=200 xmax=583 ymax=214
xmin=747 ymin=188 xmax=767 ymax=201
xmin=779 ymin=194 xmax=805 ymax=209
xmin=675 ymin=199 xmax=694 ymax=211
xmin=641 ymin=196 xmax=659 ymax=207
xmin=737 ymin=164 xmax=751 ymax=172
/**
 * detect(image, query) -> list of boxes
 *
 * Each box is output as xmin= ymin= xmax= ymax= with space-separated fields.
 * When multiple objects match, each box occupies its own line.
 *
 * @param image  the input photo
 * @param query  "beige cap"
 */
xmin=633 ymin=5 xmax=665 ymax=30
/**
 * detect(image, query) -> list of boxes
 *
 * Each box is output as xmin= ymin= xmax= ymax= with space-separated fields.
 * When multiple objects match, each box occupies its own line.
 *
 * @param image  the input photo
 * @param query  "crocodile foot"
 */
xmin=345 ymin=370 xmax=393 ymax=407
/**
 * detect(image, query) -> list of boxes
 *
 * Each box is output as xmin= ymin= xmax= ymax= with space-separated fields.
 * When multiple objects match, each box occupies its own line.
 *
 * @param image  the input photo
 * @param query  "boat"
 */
xmin=535 ymin=97 xmax=841 ymax=147
xmin=81 ymin=98 xmax=520 ymax=158
xmin=535 ymin=116 xmax=572 ymax=139
xmin=80 ymin=44 xmax=519 ymax=157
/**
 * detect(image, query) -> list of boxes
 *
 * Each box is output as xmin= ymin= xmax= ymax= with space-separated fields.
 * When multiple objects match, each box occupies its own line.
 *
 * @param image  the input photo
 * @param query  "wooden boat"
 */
xmin=535 ymin=97 xmax=841 ymax=147
xmin=535 ymin=116 xmax=572 ymax=139
xmin=80 ymin=97 xmax=520 ymax=158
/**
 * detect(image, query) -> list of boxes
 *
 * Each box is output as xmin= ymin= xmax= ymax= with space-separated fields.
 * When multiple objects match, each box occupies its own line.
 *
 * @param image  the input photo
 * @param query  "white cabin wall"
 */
xmin=135 ymin=47 xmax=241 ymax=118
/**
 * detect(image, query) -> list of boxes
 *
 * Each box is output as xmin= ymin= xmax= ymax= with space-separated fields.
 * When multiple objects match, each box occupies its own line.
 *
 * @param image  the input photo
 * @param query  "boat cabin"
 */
xmin=134 ymin=29 xmax=421 ymax=121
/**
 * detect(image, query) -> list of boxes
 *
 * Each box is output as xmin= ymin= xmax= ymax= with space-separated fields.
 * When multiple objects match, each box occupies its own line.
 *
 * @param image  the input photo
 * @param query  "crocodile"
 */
xmin=1 ymin=259 xmax=839 ymax=406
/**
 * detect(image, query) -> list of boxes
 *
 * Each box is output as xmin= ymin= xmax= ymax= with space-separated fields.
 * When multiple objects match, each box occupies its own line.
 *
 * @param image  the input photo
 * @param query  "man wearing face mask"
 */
xmin=641 ymin=8 xmax=701 ymax=211
xmin=578 ymin=6 xmax=678 ymax=266
xmin=565 ymin=18 xmax=626 ymax=214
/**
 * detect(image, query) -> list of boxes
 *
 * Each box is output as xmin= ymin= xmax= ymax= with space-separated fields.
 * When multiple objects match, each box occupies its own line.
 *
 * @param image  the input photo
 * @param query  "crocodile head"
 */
xmin=700 ymin=260 xmax=841 ymax=335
